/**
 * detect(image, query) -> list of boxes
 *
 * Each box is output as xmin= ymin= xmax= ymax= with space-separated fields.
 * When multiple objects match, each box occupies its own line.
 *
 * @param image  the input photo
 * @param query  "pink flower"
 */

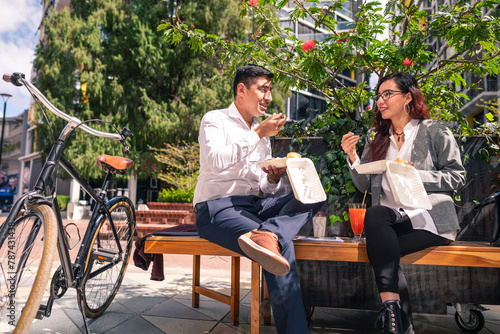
xmin=249 ymin=0 xmax=259 ymax=5
xmin=403 ymin=58 xmax=414 ymax=66
xmin=191 ymin=25 xmax=195 ymax=29
xmin=302 ymin=40 xmax=316 ymax=52
xmin=365 ymin=105 xmax=372 ymax=110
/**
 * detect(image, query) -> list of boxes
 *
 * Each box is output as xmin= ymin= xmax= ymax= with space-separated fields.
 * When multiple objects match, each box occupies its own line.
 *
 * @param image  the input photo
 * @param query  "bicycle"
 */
xmin=0 ymin=72 xmax=136 ymax=334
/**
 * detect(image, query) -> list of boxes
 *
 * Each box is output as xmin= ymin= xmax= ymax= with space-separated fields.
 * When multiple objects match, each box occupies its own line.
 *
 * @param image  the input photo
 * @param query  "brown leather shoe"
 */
xmin=238 ymin=230 xmax=290 ymax=275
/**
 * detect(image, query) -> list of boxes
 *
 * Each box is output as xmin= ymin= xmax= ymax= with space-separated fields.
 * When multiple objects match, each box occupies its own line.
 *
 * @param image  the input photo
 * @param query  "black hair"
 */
xmin=233 ymin=64 xmax=274 ymax=98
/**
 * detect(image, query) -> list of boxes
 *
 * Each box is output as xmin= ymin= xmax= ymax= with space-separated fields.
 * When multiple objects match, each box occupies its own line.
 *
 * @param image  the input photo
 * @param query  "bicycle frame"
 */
xmin=3 ymin=120 xmax=125 ymax=291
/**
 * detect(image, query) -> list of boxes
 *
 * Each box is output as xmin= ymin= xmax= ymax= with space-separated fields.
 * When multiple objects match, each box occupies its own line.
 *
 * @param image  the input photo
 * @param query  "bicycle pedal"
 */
xmin=35 ymin=305 xmax=47 ymax=320
xmin=93 ymin=249 xmax=118 ymax=262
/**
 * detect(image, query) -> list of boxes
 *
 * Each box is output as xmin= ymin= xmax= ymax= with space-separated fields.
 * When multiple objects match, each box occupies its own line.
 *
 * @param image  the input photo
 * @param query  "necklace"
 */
xmin=393 ymin=130 xmax=404 ymax=142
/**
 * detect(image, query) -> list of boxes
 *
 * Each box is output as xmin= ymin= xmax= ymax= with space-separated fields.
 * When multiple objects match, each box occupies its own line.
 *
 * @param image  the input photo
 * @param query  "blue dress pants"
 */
xmin=195 ymin=192 xmax=324 ymax=334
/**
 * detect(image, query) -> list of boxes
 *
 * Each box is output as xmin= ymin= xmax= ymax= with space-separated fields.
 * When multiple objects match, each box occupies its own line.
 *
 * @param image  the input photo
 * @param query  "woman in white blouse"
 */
xmin=341 ymin=72 xmax=465 ymax=334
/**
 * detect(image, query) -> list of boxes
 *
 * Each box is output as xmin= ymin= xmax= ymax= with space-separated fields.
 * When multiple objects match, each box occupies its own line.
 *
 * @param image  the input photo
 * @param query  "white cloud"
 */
xmin=0 ymin=0 xmax=43 ymax=117
xmin=0 ymin=0 xmax=40 ymax=32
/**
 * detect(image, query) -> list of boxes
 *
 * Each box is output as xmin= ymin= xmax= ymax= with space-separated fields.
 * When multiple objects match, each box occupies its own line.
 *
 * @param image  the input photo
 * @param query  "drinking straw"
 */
xmin=361 ymin=190 xmax=368 ymax=206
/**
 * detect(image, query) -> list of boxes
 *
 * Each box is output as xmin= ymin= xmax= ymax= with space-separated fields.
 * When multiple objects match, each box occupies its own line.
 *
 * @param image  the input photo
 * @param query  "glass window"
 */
xmin=298 ymin=23 xmax=314 ymax=35
xmin=289 ymin=92 xmax=327 ymax=121
xmin=486 ymin=75 xmax=498 ymax=91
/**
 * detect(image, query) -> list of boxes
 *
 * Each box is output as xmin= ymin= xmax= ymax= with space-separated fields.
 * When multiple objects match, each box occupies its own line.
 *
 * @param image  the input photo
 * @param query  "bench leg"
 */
xmin=261 ymin=275 xmax=271 ymax=324
xmin=192 ymin=255 xmax=200 ymax=308
xmin=230 ymin=256 xmax=240 ymax=325
xmin=251 ymin=261 xmax=260 ymax=334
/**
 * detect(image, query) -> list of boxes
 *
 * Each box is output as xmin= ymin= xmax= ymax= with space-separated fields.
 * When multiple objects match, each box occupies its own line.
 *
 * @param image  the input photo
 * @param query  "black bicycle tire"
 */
xmin=0 ymin=204 xmax=58 ymax=334
xmin=79 ymin=197 xmax=135 ymax=318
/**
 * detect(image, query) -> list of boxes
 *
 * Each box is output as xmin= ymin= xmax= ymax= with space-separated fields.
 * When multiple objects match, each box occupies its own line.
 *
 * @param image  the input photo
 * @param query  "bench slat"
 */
xmin=145 ymin=236 xmax=500 ymax=268
xmin=145 ymin=236 xmax=240 ymax=256
xmin=293 ymin=240 xmax=500 ymax=267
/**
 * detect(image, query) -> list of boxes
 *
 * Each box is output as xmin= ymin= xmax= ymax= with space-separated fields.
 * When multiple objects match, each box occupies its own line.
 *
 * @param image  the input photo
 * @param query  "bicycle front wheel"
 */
xmin=0 ymin=204 xmax=57 ymax=334
xmin=79 ymin=197 xmax=135 ymax=318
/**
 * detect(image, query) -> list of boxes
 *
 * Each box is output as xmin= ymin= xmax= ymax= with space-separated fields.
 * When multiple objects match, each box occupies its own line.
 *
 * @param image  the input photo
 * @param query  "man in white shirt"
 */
xmin=193 ymin=65 xmax=325 ymax=334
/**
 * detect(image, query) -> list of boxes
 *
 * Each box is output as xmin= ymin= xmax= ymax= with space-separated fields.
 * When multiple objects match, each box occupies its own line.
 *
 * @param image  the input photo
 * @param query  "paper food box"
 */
xmin=286 ymin=158 xmax=326 ymax=204
xmin=354 ymin=160 xmax=432 ymax=210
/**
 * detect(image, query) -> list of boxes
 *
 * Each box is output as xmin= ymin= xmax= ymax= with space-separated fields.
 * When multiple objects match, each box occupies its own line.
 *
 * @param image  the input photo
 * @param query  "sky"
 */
xmin=0 ymin=0 xmax=388 ymax=119
xmin=0 ymin=0 xmax=43 ymax=118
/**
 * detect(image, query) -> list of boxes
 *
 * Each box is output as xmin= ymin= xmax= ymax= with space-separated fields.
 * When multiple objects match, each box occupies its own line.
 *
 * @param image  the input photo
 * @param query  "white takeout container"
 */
xmin=353 ymin=160 xmax=388 ymax=174
xmin=286 ymin=158 xmax=326 ymax=204
xmin=385 ymin=161 xmax=432 ymax=210
xmin=257 ymin=158 xmax=287 ymax=169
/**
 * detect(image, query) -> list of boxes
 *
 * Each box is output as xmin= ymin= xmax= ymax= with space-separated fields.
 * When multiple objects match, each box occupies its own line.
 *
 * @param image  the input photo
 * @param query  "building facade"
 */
xmin=278 ymin=1 xmax=365 ymax=120
xmin=394 ymin=0 xmax=500 ymax=125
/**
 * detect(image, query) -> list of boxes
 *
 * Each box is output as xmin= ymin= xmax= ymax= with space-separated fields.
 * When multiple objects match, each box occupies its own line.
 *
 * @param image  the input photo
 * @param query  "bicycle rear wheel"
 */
xmin=0 ymin=204 xmax=57 ymax=334
xmin=79 ymin=197 xmax=135 ymax=318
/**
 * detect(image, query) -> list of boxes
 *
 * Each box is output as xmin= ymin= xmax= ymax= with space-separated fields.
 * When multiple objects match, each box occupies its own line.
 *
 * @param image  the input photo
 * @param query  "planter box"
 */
xmin=147 ymin=202 xmax=194 ymax=211
xmin=135 ymin=202 xmax=195 ymax=238
xmin=297 ymin=260 xmax=500 ymax=315
xmin=455 ymin=135 xmax=500 ymax=241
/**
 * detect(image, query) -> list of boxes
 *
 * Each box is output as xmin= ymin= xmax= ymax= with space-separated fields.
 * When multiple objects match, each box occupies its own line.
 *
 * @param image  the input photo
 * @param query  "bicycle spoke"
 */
xmin=80 ymin=200 xmax=134 ymax=318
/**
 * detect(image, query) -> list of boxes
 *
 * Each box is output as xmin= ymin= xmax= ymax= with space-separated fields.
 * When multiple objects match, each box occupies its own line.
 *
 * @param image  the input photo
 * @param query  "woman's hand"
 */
xmin=341 ymin=132 xmax=360 ymax=164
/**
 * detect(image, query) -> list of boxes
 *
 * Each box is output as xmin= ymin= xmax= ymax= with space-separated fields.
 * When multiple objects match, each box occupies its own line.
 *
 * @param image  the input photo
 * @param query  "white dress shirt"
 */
xmin=193 ymin=103 xmax=281 ymax=205
xmin=351 ymin=119 xmax=456 ymax=240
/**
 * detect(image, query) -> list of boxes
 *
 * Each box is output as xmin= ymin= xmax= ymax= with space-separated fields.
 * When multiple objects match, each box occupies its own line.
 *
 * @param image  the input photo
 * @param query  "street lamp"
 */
xmin=0 ymin=93 xmax=12 ymax=171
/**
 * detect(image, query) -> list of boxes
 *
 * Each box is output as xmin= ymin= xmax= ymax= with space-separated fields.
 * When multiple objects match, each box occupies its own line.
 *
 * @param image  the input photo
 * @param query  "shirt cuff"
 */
xmin=248 ymin=129 xmax=262 ymax=146
xmin=347 ymin=154 xmax=361 ymax=169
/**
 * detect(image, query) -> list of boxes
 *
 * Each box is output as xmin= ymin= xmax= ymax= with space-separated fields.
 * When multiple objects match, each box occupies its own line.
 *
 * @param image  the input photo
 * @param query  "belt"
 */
xmin=194 ymin=201 xmax=207 ymax=213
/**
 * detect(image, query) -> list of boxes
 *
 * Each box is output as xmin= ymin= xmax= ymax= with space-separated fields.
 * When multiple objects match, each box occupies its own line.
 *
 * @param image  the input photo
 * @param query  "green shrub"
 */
xmin=154 ymin=143 xmax=200 ymax=193
xmin=157 ymin=187 xmax=194 ymax=203
xmin=57 ymin=195 xmax=70 ymax=211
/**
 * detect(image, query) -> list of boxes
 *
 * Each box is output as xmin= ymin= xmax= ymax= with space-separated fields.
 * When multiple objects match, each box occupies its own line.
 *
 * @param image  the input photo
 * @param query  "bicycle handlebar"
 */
xmin=3 ymin=72 xmax=123 ymax=141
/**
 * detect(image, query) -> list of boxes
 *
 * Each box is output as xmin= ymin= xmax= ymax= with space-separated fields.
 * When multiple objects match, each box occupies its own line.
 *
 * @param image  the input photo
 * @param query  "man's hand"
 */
xmin=254 ymin=114 xmax=287 ymax=139
xmin=262 ymin=165 xmax=287 ymax=184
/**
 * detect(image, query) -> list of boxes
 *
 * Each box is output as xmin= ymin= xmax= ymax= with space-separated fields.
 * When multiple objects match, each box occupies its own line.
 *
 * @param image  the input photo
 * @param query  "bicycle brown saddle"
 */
xmin=97 ymin=155 xmax=134 ymax=173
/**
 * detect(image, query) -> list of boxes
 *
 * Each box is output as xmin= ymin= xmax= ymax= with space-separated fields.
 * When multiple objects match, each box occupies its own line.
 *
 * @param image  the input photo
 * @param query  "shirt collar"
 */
xmin=391 ymin=118 xmax=420 ymax=134
xmin=228 ymin=102 xmax=259 ymax=129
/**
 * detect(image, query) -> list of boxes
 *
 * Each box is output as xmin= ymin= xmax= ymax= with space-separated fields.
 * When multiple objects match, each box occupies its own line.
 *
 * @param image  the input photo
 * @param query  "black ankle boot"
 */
xmin=375 ymin=300 xmax=413 ymax=334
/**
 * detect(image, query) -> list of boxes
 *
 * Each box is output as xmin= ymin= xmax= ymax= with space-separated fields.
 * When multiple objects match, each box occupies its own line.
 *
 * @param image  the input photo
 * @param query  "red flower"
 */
xmin=248 ymin=0 xmax=259 ymax=5
xmin=365 ymin=105 xmax=372 ymax=110
xmin=337 ymin=37 xmax=348 ymax=43
xmin=191 ymin=25 xmax=195 ymax=29
xmin=403 ymin=58 xmax=414 ymax=66
xmin=302 ymin=40 xmax=316 ymax=52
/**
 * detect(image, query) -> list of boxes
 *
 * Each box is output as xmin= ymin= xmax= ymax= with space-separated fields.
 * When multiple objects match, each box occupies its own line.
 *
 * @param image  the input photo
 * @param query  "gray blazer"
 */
xmin=350 ymin=119 xmax=466 ymax=233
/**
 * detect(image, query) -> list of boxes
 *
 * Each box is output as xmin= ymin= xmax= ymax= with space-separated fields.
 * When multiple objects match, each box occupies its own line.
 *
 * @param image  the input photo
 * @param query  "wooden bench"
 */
xmin=144 ymin=236 xmax=500 ymax=333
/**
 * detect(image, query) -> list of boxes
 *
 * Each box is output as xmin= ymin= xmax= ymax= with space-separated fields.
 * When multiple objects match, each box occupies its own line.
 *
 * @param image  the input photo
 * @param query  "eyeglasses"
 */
xmin=373 ymin=90 xmax=404 ymax=102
